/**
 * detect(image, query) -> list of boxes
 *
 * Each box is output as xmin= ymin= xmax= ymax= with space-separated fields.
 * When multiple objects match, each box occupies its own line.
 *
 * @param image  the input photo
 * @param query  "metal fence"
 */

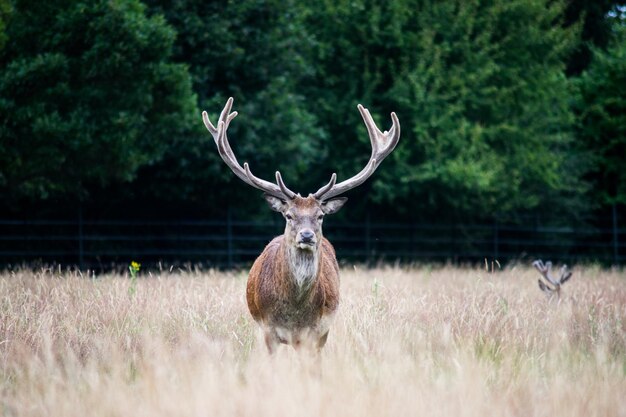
xmin=0 ymin=216 xmax=623 ymax=269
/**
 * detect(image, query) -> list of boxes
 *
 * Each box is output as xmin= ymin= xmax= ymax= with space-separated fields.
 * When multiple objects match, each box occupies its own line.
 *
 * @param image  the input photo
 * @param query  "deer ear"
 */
xmin=263 ymin=194 xmax=288 ymax=213
xmin=322 ymin=197 xmax=348 ymax=215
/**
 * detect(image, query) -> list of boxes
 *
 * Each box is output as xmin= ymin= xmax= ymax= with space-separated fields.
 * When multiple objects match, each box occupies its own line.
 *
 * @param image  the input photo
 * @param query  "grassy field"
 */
xmin=1 ymin=264 xmax=625 ymax=416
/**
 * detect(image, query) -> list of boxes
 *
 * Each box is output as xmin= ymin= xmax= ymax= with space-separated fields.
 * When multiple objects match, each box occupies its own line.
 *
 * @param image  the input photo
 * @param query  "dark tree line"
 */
xmin=0 ymin=0 xmax=624 ymax=225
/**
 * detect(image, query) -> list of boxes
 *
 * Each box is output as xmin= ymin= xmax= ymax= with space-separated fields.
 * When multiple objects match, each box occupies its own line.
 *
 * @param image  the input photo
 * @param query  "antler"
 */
xmin=533 ymin=259 xmax=572 ymax=298
xmin=202 ymin=98 xmax=296 ymax=200
xmin=314 ymin=104 xmax=400 ymax=200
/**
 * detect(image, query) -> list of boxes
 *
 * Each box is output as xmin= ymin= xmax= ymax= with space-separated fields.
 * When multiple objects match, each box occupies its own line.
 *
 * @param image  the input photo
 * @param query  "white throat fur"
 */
xmin=288 ymin=246 xmax=319 ymax=290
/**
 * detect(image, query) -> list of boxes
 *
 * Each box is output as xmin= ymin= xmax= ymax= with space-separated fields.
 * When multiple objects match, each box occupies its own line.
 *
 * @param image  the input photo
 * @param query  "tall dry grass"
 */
xmin=0 ymin=264 xmax=625 ymax=416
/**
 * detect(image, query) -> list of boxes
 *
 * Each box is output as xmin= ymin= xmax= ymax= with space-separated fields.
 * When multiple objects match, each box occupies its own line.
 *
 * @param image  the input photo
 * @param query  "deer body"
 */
xmin=247 ymin=234 xmax=339 ymax=352
xmin=202 ymin=98 xmax=400 ymax=353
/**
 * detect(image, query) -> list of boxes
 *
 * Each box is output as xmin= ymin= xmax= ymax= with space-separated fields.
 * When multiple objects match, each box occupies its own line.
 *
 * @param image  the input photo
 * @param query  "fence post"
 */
xmin=409 ymin=223 xmax=415 ymax=257
xmin=493 ymin=219 xmax=499 ymax=261
xmin=613 ymin=203 xmax=619 ymax=265
xmin=227 ymin=206 xmax=233 ymax=268
xmin=78 ymin=204 xmax=84 ymax=270
xmin=449 ymin=224 xmax=455 ymax=262
xmin=365 ymin=213 xmax=371 ymax=264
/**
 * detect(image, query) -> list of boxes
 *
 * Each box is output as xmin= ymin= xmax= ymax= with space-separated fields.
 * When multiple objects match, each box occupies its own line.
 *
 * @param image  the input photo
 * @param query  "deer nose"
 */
xmin=299 ymin=229 xmax=315 ymax=242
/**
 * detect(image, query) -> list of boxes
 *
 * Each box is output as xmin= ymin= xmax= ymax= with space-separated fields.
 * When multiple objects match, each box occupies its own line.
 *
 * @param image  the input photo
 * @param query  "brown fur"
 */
xmin=246 ymin=196 xmax=342 ymax=353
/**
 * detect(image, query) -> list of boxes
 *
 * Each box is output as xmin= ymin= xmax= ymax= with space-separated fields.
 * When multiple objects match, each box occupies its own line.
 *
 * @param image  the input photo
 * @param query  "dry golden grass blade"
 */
xmin=0 ymin=265 xmax=624 ymax=417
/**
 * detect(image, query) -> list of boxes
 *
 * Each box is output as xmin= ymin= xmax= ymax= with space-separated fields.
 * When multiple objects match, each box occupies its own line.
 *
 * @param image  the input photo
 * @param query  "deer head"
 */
xmin=201 ymin=98 xmax=400 ymax=253
xmin=533 ymin=259 xmax=572 ymax=299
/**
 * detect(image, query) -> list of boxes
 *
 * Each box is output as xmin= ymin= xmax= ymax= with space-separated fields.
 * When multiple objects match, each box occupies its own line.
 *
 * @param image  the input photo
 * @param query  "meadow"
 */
xmin=1 ymin=264 xmax=624 ymax=416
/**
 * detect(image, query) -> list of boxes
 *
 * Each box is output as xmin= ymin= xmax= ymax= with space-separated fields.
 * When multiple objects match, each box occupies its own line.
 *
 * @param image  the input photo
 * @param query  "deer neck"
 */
xmin=285 ymin=243 xmax=319 ymax=292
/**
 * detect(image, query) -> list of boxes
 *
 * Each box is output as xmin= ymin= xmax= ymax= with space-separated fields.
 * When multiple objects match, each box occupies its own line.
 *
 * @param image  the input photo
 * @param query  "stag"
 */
xmin=202 ymin=98 xmax=400 ymax=353
xmin=533 ymin=259 xmax=572 ymax=299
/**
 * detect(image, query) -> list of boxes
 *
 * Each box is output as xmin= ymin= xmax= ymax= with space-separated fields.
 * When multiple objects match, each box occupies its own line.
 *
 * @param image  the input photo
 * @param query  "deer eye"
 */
xmin=317 ymin=215 xmax=324 ymax=221
xmin=285 ymin=214 xmax=293 ymax=220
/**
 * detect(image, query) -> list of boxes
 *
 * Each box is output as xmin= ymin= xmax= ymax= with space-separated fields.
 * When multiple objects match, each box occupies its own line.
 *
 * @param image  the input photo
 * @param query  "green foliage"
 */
xmin=128 ymin=261 xmax=140 ymax=297
xmin=0 ymin=0 xmax=196 ymax=201
xmin=139 ymin=0 xmax=325 ymax=211
xmin=563 ymin=0 xmax=623 ymax=74
xmin=577 ymin=22 xmax=626 ymax=206
xmin=2 ymin=0 xmax=621 ymax=225
xmin=305 ymin=0 xmax=584 ymax=221
xmin=0 ymin=0 xmax=10 ymax=51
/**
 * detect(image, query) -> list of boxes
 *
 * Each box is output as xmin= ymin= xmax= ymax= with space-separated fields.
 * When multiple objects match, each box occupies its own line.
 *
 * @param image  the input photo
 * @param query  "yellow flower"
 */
xmin=130 ymin=261 xmax=141 ymax=271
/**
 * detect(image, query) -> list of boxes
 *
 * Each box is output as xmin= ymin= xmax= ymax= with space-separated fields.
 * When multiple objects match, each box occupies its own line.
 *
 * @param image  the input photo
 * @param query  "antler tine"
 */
xmin=359 ymin=105 xmax=401 ymax=162
xmin=242 ymin=163 xmax=295 ymax=200
xmin=314 ymin=104 xmax=400 ymax=200
xmin=218 ymin=97 xmax=234 ymax=128
xmin=315 ymin=158 xmax=377 ymax=200
xmin=360 ymin=106 xmax=379 ymax=154
xmin=538 ymin=279 xmax=554 ymax=293
xmin=202 ymin=97 xmax=238 ymax=139
xmin=559 ymin=265 xmax=572 ymax=284
xmin=533 ymin=259 xmax=559 ymax=286
xmin=203 ymin=98 xmax=296 ymax=201
xmin=560 ymin=271 xmax=573 ymax=284
xmin=275 ymin=171 xmax=296 ymax=199
xmin=202 ymin=111 xmax=216 ymax=134
xmin=313 ymin=173 xmax=337 ymax=199
xmin=545 ymin=261 xmax=559 ymax=286
xmin=214 ymin=120 xmax=253 ymax=185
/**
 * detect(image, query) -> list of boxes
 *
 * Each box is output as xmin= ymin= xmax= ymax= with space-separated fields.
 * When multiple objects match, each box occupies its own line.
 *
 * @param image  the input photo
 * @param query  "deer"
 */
xmin=202 ymin=98 xmax=400 ymax=353
xmin=533 ymin=259 xmax=572 ymax=299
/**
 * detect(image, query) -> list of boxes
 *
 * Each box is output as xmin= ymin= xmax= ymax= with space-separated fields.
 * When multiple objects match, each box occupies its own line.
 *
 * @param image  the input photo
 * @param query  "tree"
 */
xmin=0 ymin=0 xmax=592 ymax=225
xmin=0 ymin=0 xmax=196 ymax=204
xmin=138 ymin=0 xmax=326 ymax=215
xmin=0 ymin=0 xmax=9 ymax=52
xmin=563 ymin=0 xmax=623 ymax=74
xmin=577 ymin=22 xmax=626 ymax=207
xmin=304 ymin=0 xmax=585 ymax=222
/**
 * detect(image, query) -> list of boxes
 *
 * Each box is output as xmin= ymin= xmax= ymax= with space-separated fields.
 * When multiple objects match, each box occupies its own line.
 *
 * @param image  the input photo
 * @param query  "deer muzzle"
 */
xmin=296 ymin=229 xmax=317 ymax=249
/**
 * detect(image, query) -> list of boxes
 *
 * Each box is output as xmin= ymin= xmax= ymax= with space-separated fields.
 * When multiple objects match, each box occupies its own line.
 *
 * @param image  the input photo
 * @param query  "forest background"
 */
xmin=1 ymin=0 xmax=625 ymax=236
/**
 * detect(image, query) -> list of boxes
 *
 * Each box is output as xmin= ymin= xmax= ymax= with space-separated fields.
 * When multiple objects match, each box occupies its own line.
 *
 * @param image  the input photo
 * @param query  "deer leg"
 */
xmin=317 ymin=330 xmax=329 ymax=350
xmin=264 ymin=330 xmax=280 ymax=354
xmin=309 ymin=333 xmax=327 ymax=377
